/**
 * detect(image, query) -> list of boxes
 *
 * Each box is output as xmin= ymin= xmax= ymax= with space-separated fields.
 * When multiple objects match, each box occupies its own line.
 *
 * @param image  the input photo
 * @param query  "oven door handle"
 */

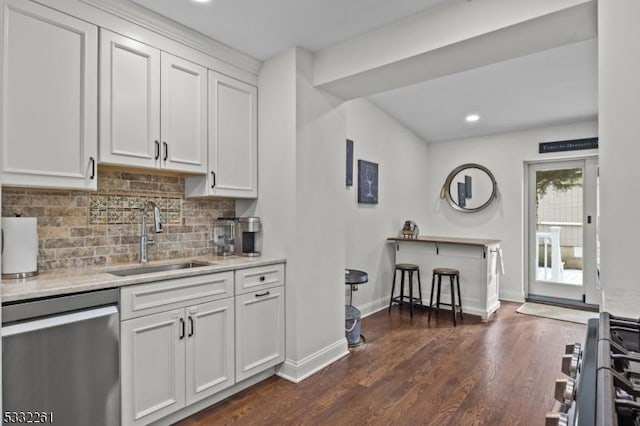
xmin=1 ymin=306 xmax=118 ymax=337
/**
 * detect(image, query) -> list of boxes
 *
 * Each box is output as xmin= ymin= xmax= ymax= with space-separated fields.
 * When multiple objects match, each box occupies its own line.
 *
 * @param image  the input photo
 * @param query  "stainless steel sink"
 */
xmin=108 ymin=261 xmax=212 ymax=277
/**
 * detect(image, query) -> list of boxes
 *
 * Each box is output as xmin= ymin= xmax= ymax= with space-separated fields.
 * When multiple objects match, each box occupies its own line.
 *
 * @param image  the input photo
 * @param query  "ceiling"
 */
xmin=129 ymin=0 xmax=597 ymax=143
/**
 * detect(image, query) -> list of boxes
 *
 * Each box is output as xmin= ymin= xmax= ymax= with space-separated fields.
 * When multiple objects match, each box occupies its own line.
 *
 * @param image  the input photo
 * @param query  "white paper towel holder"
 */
xmin=2 ymin=215 xmax=39 ymax=279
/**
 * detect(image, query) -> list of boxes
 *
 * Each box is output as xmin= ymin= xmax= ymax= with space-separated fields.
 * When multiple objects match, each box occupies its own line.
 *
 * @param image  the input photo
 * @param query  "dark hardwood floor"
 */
xmin=177 ymin=302 xmax=584 ymax=426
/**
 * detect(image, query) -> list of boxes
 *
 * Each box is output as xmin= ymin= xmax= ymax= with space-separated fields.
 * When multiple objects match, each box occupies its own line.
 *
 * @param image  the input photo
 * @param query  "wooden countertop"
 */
xmin=388 ymin=235 xmax=501 ymax=247
xmin=1 ymin=255 xmax=286 ymax=303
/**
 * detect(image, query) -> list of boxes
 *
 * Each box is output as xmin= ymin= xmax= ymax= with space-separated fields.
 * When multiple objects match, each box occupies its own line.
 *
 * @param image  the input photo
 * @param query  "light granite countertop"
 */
xmin=1 ymin=255 xmax=286 ymax=303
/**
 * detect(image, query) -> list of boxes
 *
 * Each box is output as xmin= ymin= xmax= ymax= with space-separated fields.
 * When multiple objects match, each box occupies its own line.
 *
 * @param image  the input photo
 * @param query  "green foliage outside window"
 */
xmin=536 ymin=169 xmax=582 ymax=199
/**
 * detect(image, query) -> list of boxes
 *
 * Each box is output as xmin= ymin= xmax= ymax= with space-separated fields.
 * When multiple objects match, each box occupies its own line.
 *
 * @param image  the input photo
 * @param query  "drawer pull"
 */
xmin=259 ymin=276 xmax=266 ymax=282
xmin=255 ymin=291 xmax=270 ymax=298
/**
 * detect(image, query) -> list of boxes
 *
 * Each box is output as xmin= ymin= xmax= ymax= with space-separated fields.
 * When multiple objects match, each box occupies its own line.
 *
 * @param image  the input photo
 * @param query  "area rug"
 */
xmin=516 ymin=302 xmax=598 ymax=324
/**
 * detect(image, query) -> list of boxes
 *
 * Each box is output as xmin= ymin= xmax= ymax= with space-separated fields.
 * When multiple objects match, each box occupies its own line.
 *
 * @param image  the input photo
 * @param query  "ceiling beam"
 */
xmin=313 ymin=0 xmax=596 ymax=100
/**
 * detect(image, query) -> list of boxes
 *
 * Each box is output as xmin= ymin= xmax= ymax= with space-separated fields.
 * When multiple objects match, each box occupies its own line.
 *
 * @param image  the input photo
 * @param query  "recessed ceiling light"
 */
xmin=465 ymin=114 xmax=480 ymax=123
xmin=192 ymin=0 xmax=211 ymax=3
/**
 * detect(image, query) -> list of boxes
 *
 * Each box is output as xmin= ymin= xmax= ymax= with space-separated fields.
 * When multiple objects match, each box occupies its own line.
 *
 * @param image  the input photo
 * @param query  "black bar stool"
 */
xmin=388 ymin=263 xmax=422 ymax=317
xmin=428 ymin=267 xmax=463 ymax=326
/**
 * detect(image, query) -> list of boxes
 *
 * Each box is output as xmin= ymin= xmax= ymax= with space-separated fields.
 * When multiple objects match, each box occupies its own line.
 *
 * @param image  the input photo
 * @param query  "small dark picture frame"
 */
xmin=346 ymin=139 xmax=354 ymax=186
xmin=357 ymin=160 xmax=378 ymax=204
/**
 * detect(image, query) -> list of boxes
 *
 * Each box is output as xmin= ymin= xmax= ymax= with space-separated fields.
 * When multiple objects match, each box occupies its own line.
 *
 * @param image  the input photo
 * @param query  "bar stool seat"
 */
xmin=388 ymin=263 xmax=422 ymax=317
xmin=433 ymin=267 xmax=458 ymax=275
xmin=428 ymin=267 xmax=463 ymax=326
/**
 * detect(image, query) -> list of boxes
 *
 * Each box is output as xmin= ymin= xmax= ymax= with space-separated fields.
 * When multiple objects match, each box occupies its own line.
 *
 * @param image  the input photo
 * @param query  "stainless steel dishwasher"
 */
xmin=2 ymin=288 xmax=120 ymax=426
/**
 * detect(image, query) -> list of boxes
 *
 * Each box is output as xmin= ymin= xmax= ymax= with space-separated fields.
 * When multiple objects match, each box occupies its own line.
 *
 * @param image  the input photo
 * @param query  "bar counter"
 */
xmin=388 ymin=235 xmax=502 ymax=320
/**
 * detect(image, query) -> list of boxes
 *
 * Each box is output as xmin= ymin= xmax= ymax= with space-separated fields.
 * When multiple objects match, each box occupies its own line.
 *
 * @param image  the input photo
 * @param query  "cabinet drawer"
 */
xmin=121 ymin=271 xmax=233 ymax=320
xmin=235 ymin=263 xmax=285 ymax=295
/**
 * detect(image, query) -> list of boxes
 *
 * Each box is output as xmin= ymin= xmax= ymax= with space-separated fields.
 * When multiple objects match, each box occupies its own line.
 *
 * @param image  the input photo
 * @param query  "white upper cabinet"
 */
xmin=1 ymin=0 xmax=98 ymax=190
xmin=185 ymin=71 xmax=257 ymax=198
xmin=160 ymin=52 xmax=207 ymax=174
xmin=99 ymin=29 xmax=160 ymax=169
xmin=99 ymin=31 xmax=207 ymax=174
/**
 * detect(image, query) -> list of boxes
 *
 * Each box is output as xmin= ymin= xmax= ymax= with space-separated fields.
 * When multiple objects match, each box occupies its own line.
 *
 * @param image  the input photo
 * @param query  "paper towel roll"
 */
xmin=2 ymin=217 xmax=38 ymax=278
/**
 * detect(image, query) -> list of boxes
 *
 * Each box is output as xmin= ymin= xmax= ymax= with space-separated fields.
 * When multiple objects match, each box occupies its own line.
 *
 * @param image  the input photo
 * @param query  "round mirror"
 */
xmin=440 ymin=163 xmax=497 ymax=212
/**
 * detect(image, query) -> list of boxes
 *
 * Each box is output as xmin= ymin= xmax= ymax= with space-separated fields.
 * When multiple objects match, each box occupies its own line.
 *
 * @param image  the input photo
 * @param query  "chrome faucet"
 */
xmin=140 ymin=201 xmax=163 ymax=263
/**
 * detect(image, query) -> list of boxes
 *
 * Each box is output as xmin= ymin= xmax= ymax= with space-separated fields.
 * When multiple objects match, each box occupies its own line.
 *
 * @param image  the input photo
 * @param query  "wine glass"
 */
xmin=364 ymin=166 xmax=374 ymax=197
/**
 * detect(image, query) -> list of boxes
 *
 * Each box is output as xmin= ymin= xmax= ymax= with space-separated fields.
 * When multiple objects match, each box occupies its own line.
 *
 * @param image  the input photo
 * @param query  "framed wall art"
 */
xmin=357 ymin=160 xmax=378 ymax=204
xmin=346 ymin=139 xmax=354 ymax=186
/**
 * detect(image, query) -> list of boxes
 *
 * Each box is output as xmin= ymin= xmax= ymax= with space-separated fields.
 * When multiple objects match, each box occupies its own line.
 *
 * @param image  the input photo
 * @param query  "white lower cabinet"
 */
xmin=235 ymin=286 xmax=285 ymax=382
xmin=185 ymin=300 xmax=235 ymax=405
xmin=121 ymin=309 xmax=186 ymax=425
xmin=121 ymin=298 xmax=234 ymax=426
xmin=120 ymin=264 xmax=285 ymax=425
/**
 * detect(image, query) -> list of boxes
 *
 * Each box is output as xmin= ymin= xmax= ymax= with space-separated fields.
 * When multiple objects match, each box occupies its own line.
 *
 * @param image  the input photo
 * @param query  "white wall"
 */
xmin=598 ymin=0 xmax=640 ymax=317
xmin=425 ymin=121 xmax=597 ymax=302
xmin=239 ymin=47 xmax=348 ymax=383
xmin=342 ymin=99 xmax=430 ymax=316
xmin=290 ymin=48 xmax=347 ymax=376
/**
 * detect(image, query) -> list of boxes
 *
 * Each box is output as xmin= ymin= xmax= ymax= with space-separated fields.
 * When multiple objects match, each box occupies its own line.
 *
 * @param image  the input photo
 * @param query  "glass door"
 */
xmin=527 ymin=158 xmax=599 ymax=304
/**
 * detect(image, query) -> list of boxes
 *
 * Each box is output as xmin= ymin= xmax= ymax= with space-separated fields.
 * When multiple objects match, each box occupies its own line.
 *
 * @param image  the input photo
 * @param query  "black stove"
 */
xmin=547 ymin=313 xmax=640 ymax=426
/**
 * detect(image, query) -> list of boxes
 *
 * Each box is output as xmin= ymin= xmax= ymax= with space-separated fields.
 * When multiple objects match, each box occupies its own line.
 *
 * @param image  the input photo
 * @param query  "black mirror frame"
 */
xmin=440 ymin=163 xmax=498 ymax=213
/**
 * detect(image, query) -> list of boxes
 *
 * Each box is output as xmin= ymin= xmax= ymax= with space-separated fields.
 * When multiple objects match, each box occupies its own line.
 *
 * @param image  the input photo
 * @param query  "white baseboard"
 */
xmin=277 ymin=338 xmax=349 ymax=383
xmin=358 ymin=296 xmax=389 ymax=318
xmin=356 ymin=295 xmax=501 ymax=320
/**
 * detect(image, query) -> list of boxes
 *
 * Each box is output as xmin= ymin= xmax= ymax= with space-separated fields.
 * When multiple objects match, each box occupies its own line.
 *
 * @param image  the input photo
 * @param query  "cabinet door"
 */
xmin=235 ymin=285 xmax=285 ymax=382
xmin=121 ymin=310 xmax=186 ymax=426
xmin=0 ymin=0 xmax=97 ymax=189
xmin=209 ymin=71 xmax=258 ymax=198
xmin=160 ymin=52 xmax=207 ymax=174
xmin=185 ymin=299 xmax=235 ymax=405
xmin=99 ymin=29 xmax=160 ymax=169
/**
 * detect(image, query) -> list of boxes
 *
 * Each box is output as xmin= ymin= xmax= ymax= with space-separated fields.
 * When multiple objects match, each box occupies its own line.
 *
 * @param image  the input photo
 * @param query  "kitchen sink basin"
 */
xmin=108 ymin=261 xmax=212 ymax=277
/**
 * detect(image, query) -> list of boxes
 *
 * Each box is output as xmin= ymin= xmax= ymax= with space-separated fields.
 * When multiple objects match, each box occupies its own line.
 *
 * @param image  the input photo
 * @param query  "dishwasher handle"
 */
xmin=2 ymin=306 xmax=118 ymax=337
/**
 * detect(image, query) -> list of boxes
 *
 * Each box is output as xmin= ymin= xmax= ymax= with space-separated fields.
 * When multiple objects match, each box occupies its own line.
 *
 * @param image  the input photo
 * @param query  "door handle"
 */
xmin=255 ymin=291 xmax=271 ymax=298
xmin=89 ymin=157 xmax=95 ymax=180
xmin=179 ymin=317 xmax=185 ymax=340
xmin=188 ymin=316 xmax=194 ymax=337
xmin=211 ymin=171 xmax=216 ymax=189
xmin=154 ymin=140 xmax=160 ymax=160
xmin=163 ymin=142 xmax=168 ymax=161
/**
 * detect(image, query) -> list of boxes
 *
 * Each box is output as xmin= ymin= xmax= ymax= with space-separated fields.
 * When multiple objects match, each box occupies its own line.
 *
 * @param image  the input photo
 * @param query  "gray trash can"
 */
xmin=345 ymin=305 xmax=362 ymax=346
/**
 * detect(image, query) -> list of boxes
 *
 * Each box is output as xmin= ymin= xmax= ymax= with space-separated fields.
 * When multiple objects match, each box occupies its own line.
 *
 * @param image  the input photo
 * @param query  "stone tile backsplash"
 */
xmin=2 ymin=167 xmax=235 ymax=270
xmin=88 ymin=193 xmax=182 ymax=225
